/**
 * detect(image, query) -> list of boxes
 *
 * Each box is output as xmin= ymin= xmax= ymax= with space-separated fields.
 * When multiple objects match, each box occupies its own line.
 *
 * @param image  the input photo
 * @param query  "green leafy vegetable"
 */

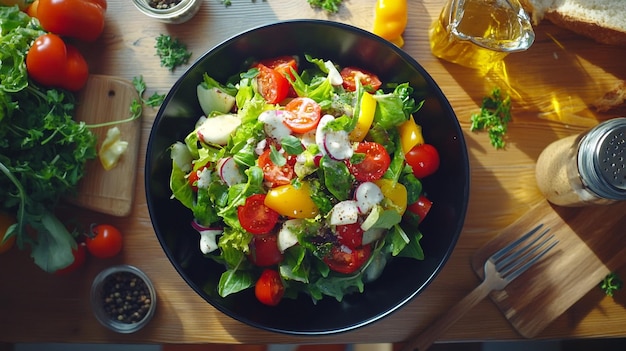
xmin=307 ymin=0 xmax=343 ymax=13
xmin=155 ymin=34 xmax=192 ymax=71
xmin=470 ymin=87 xmax=511 ymax=149
xmin=600 ymin=272 xmax=623 ymax=297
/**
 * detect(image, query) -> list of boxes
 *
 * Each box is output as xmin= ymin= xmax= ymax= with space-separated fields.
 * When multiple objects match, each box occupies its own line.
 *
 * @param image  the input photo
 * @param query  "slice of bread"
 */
xmin=521 ymin=0 xmax=626 ymax=45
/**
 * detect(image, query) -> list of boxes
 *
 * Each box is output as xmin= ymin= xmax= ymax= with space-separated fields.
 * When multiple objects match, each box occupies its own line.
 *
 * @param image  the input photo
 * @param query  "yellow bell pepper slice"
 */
xmin=372 ymin=0 xmax=408 ymax=47
xmin=264 ymin=182 xmax=319 ymax=219
xmin=373 ymin=179 xmax=407 ymax=215
xmin=398 ymin=115 xmax=425 ymax=155
xmin=349 ymin=92 xmax=377 ymax=142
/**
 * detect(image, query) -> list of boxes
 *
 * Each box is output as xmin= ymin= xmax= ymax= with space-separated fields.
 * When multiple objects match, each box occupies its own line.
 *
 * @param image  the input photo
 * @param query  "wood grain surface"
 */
xmin=1 ymin=0 xmax=626 ymax=346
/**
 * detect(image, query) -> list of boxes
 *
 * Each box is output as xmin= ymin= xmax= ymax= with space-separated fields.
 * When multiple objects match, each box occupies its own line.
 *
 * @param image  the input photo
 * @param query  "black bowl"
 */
xmin=145 ymin=20 xmax=469 ymax=335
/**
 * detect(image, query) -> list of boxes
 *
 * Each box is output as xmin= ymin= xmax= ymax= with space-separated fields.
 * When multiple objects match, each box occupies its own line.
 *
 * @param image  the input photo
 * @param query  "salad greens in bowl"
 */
xmin=145 ymin=20 xmax=469 ymax=335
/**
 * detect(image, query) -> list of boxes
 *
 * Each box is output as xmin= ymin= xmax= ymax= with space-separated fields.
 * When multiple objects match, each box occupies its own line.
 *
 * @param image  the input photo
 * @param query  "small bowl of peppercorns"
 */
xmin=131 ymin=0 xmax=201 ymax=24
xmin=91 ymin=265 xmax=157 ymax=333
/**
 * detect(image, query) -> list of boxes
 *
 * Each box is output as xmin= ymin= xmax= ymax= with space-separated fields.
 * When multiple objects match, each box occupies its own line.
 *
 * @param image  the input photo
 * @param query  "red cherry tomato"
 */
xmin=26 ymin=33 xmax=89 ymax=92
xmin=259 ymin=56 xmax=298 ymax=82
xmin=85 ymin=224 xmax=123 ymax=259
xmin=347 ymin=142 xmax=391 ymax=182
xmin=257 ymin=148 xmax=296 ymax=188
xmin=55 ymin=242 xmax=87 ymax=275
xmin=237 ymin=194 xmax=280 ymax=235
xmin=323 ymin=244 xmax=371 ymax=274
xmin=283 ymin=97 xmax=322 ymax=133
xmin=335 ymin=222 xmax=363 ymax=249
xmin=340 ymin=67 xmax=382 ymax=92
xmin=37 ymin=0 xmax=107 ymax=42
xmin=407 ymin=195 xmax=433 ymax=223
xmin=405 ymin=143 xmax=440 ymax=179
xmin=249 ymin=233 xmax=283 ymax=267
xmin=255 ymin=269 xmax=285 ymax=306
xmin=256 ymin=64 xmax=290 ymax=104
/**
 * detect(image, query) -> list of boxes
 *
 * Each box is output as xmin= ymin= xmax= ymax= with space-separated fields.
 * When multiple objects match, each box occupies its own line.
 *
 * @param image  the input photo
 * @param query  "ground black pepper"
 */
xmin=148 ymin=0 xmax=182 ymax=9
xmin=102 ymin=271 xmax=152 ymax=324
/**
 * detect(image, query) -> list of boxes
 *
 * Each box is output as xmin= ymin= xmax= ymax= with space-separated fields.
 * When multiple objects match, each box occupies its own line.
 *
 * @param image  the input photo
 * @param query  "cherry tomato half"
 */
xmin=323 ymin=244 xmax=371 ymax=274
xmin=335 ymin=222 xmax=364 ymax=249
xmin=405 ymin=143 xmax=440 ymax=179
xmin=340 ymin=67 xmax=382 ymax=92
xmin=256 ymin=64 xmax=290 ymax=104
xmin=55 ymin=242 xmax=87 ymax=275
xmin=407 ymin=195 xmax=433 ymax=224
xmin=283 ymin=97 xmax=322 ymax=133
xmin=248 ymin=233 xmax=283 ymax=267
xmin=347 ymin=142 xmax=391 ymax=182
xmin=237 ymin=194 xmax=280 ymax=235
xmin=257 ymin=148 xmax=296 ymax=188
xmin=85 ymin=224 xmax=123 ymax=259
xmin=255 ymin=269 xmax=285 ymax=306
xmin=259 ymin=56 xmax=298 ymax=82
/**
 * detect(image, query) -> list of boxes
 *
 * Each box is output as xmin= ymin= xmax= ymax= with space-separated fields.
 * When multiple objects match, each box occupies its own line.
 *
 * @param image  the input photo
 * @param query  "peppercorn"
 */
xmin=149 ymin=0 xmax=182 ymax=9
xmin=101 ymin=271 xmax=152 ymax=324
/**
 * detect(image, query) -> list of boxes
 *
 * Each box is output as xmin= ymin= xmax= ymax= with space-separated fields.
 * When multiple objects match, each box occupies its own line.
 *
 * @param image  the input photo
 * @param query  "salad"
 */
xmin=169 ymin=54 xmax=440 ymax=306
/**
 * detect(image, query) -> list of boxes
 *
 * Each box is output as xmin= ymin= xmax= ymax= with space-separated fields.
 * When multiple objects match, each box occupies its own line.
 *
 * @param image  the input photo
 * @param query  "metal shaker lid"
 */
xmin=578 ymin=118 xmax=626 ymax=200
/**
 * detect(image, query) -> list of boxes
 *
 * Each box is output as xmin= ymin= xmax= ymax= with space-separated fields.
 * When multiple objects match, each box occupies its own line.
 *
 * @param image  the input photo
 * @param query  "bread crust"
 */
xmin=544 ymin=11 xmax=626 ymax=46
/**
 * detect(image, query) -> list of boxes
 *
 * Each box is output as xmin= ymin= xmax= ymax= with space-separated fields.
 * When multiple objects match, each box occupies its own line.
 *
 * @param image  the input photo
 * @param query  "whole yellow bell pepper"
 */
xmin=372 ymin=0 xmax=408 ymax=47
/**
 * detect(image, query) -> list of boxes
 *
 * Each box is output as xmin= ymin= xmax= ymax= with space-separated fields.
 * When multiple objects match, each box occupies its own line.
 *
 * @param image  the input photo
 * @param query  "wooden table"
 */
xmin=2 ymin=0 xmax=626 ymax=346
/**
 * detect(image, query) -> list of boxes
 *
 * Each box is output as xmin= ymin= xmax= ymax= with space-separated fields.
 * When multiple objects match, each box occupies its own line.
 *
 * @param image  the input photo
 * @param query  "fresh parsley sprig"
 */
xmin=470 ymin=87 xmax=512 ymax=149
xmin=154 ymin=34 xmax=192 ymax=71
xmin=600 ymin=272 xmax=623 ymax=297
xmin=307 ymin=0 xmax=343 ymax=14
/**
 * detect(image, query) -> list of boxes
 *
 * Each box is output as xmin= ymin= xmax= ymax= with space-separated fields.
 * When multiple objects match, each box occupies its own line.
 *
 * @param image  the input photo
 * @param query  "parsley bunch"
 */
xmin=155 ymin=34 xmax=192 ymax=71
xmin=600 ymin=272 xmax=623 ymax=297
xmin=470 ymin=87 xmax=512 ymax=149
xmin=307 ymin=0 xmax=343 ymax=13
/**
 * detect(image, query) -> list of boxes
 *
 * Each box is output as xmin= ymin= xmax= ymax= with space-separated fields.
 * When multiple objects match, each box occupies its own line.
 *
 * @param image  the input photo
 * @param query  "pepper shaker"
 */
xmin=535 ymin=118 xmax=626 ymax=207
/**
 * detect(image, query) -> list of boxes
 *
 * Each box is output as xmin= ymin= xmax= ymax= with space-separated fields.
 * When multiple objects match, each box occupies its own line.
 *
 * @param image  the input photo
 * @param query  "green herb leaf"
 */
xmin=600 ymin=272 xmax=623 ymax=297
xmin=307 ymin=0 xmax=343 ymax=13
xmin=154 ymin=34 xmax=192 ymax=71
xmin=470 ymin=87 xmax=512 ymax=149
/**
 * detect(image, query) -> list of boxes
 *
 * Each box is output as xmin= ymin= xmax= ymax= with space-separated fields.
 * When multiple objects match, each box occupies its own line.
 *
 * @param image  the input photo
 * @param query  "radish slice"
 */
xmin=354 ymin=182 xmax=384 ymax=214
xmin=277 ymin=219 xmax=303 ymax=252
xmin=197 ymin=85 xmax=236 ymax=115
xmin=324 ymin=60 xmax=343 ymax=86
xmin=329 ymin=200 xmax=359 ymax=226
xmin=258 ymin=110 xmax=292 ymax=140
xmin=324 ymin=130 xmax=353 ymax=160
xmin=196 ymin=114 xmax=242 ymax=145
xmin=315 ymin=114 xmax=335 ymax=154
xmin=217 ymin=157 xmax=245 ymax=186
xmin=199 ymin=229 xmax=223 ymax=254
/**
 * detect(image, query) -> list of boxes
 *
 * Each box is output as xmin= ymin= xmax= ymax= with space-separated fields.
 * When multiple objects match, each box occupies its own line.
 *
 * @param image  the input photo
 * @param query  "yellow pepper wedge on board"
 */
xmin=398 ymin=115 xmax=425 ymax=154
xmin=372 ymin=0 xmax=408 ymax=47
xmin=349 ymin=92 xmax=377 ymax=142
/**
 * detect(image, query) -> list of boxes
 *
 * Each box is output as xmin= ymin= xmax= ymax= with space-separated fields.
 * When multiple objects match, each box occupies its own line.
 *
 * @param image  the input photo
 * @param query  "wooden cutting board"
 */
xmin=64 ymin=75 xmax=141 ymax=217
xmin=472 ymin=200 xmax=626 ymax=338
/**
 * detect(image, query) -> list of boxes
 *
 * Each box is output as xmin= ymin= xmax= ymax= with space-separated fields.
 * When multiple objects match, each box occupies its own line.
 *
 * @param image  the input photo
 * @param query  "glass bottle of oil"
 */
xmin=429 ymin=0 xmax=535 ymax=75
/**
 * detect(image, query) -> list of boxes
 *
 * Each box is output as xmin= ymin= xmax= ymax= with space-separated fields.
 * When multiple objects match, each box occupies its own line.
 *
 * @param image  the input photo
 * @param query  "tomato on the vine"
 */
xmin=405 ymin=143 xmax=440 ymax=179
xmin=323 ymin=244 xmax=371 ymax=274
xmin=340 ymin=67 xmax=382 ymax=92
xmin=255 ymin=64 xmax=290 ymax=104
xmin=255 ymin=269 xmax=285 ymax=306
xmin=85 ymin=224 xmax=123 ymax=259
xmin=237 ymin=194 xmax=280 ymax=235
xmin=407 ymin=195 xmax=433 ymax=224
xmin=248 ymin=233 xmax=283 ymax=267
xmin=347 ymin=142 xmax=391 ymax=182
xmin=55 ymin=242 xmax=87 ymax=275
xmin=283 ymin=97 xmax=322 ymax=133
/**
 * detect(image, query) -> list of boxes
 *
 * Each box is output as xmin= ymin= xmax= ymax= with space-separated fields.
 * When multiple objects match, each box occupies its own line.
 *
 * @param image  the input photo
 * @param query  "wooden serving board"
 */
xmin=64 ymin=75 xmax=141 ymax=217
xmin=472 ymin=200 xmax=626 ymax=338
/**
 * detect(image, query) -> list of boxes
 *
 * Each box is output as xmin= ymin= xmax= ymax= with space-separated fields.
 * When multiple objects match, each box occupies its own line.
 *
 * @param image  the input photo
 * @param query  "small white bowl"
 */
xmin=131 ymin=0 xmax=201 ymax=24
xmin=91 ymin=265 xmax=157 ymax=334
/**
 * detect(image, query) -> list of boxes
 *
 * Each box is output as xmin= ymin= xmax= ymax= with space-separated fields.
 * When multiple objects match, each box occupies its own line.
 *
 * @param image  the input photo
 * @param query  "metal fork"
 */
xmin=400 ymin=224 xmax=558 ymax=351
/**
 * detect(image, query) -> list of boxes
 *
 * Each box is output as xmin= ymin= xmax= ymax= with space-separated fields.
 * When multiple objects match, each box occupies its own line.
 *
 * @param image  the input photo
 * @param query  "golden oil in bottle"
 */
xmin=429 ymin=0 xmax=534 ymax=75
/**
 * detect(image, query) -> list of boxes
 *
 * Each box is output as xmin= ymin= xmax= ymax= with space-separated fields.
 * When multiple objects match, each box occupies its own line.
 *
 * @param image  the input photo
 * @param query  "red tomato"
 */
xmin=347 ymin=142 xmax=391 ymax=182
xmin=259 ymin=56 xmax=298 ymax=81
xmin=323 ymin=244 xmax=371 ymax=274
xmin=340 ymin=67 xmax=382 ymax=92
xmin=249 ymin=233 xmax=283 ymax=267
xmin=255 ymin=269 xmax=285 ymax=306
xmin=283 ymin=97 xmax=322 ymax=133
xmin=55 ymin=242 xmax=87 ymax=275
xmin=26 ymin=33 xmax=88 ymax=91
xmin=256 ymin=64 xmax=290 ymax=104
xmin=257 ymin=148 xmax=296 ymax=188
xmin=85 ymin=224 xmax=123 ymax=259
xmin=37 ymin=0 xmax=107 ymax=42
xmin=237 ymin=194 xmax=280 ymax=235
xmin=407 ymin=195 xmax=433 ymax=223
xmin=405 ymin=143 xmax=440 ymax=179
xmin=335 ymin=222 xmax=364 ymax=249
